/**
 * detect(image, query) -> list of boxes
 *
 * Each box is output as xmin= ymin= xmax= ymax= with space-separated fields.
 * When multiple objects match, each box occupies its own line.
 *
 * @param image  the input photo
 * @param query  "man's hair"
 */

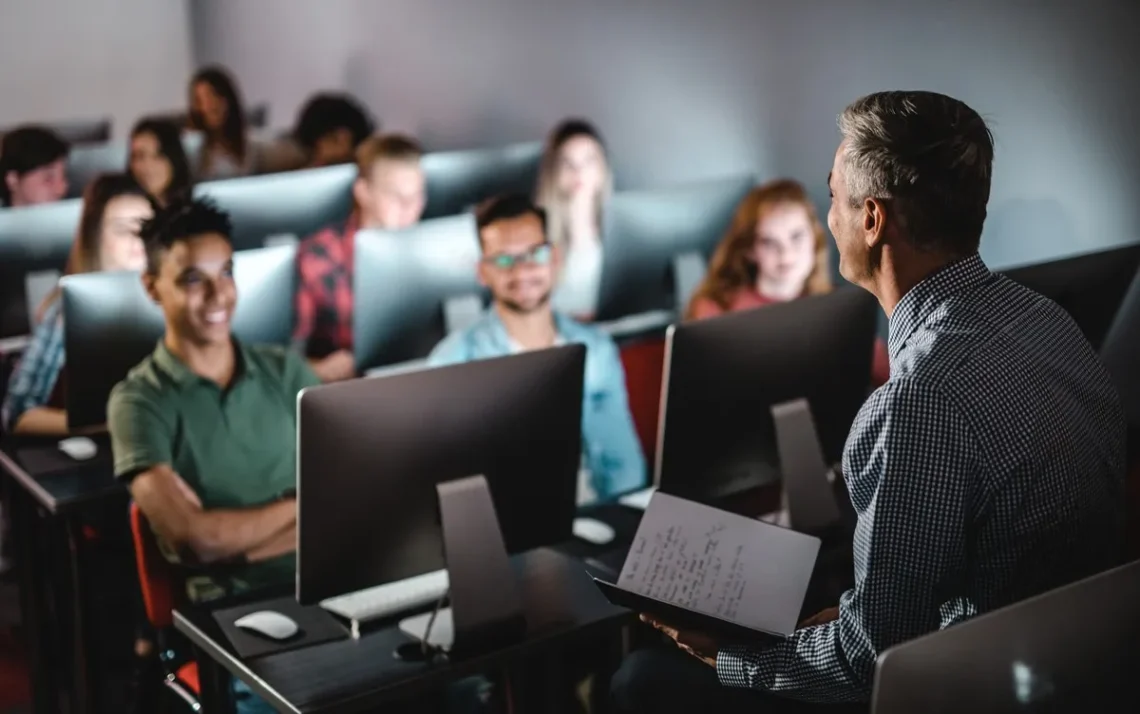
xmin=0 ymin=126 xmax=70 ymax=203
xmin=293 ymin=93 xmax=376 ymax=151
xmin=139 ymin=197 xmax=233 ymax=275
xmin=838 ymin=91 xmax=994 ymax=257
xmin=474 ymin=193 xmax=547 ymax=249
xmin=355 ymin=133 xmax=423 ymax=178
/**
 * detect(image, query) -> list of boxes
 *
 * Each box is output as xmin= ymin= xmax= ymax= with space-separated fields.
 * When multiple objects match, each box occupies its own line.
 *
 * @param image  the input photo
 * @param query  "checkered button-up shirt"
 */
xmin=716 ymin=253 xmax=1127 ymax=703
xmin=294 ymin=214 xmax=359 ymax=359
xmin=2 ymin=298 xmax=66 ymax=433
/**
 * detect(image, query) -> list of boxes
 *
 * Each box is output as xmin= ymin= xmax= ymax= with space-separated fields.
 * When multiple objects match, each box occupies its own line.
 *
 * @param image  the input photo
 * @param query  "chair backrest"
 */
xmin=128 ymin=502 xmax=176 ymax=630
xmin=618 ymin=337 xmax=667 ymax=475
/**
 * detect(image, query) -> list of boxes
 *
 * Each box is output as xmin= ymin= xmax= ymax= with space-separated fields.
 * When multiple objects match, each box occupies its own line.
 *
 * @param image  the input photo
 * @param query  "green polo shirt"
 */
xmin=108 ymin=339 xmax=320 ymax=602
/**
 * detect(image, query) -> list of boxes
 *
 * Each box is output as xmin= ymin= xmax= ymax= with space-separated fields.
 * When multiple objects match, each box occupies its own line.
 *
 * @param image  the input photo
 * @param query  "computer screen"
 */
xmin=297 ymin=344 xmax=585 ymax=604
xmin=352 ymin=214 xmax=485 ymax=371
xmin=66 ymin=142 xmax=127 ymax=199
xmin=595 ymin=174 xmax=755 ymax=322
xmin=1002 ymin=242 xmax=1140 ymax=352
xmin=193 ymin=163 xmax=355 ymax=251
xmin=62 ymin=244 xmax=297 ymax=429
xmin=421 ymin=141 xmax=543 ymax=220
xmin=0 ymin=199 xmax=83 ymax=338
xmin=1100 ymin=265 xmax=1140 ymax=435
xmin=656 ymin=287 xmax=879 ymax=505
xmin=871 ymin=560 xmax=1140 ymax=714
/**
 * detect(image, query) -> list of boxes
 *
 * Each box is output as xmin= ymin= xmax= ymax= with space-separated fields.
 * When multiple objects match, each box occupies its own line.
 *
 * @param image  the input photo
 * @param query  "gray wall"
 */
xmin=0 ymin=0 xmax=194 ymax=140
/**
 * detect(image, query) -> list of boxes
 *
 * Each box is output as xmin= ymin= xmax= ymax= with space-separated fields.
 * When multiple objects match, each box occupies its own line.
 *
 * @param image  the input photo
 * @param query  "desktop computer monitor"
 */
xmin=1002 ymin=242 xmax=1140 ymax=352
xmin=871 ymin=559 xmax=1140 ymax=713
xmin=656 ymin=287 xmax=879 ymax=504
xmin=66 ymin=142 xmax=128 ymax=199
xmin=1 ymin=118 xmax=112 ymax=146
xmin=193 ymin=164 xmax=355 ymax=251
xmin=421 ymin=141 xmax=543 ymax=219
xmin=0 ymin=199 xmax=83 ymax=338
xmin=61 ymin=244 xmax=297 ymax=429
xmin=1100 ymin=265 xmax=1140 ymax=436
xmin=297 ymin=344 xmax=585 ymax=604
xmin=353 ymin=214 xmax=485 ymax=371
xmin=595 ymin=174 xmax=755 ymax=321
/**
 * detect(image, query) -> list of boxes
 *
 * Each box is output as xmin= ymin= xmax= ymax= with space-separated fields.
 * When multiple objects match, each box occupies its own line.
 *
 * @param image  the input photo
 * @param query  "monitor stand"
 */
xmin=394 ymin=474 xmax=526 ymax=662
xmin=772 ymin=399 xmax=842 ymax=534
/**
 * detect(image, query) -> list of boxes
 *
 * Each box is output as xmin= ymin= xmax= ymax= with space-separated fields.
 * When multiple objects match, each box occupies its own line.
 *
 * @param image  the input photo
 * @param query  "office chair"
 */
xmin=128 ymin=503 xmax=201 ymax=711
xmin=618 ymin=337 xmax=667 ymax=474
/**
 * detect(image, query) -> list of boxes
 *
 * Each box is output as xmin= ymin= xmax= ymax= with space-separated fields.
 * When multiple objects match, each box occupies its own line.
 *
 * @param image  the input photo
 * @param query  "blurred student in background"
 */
xmin=0 ymin=125 xmax=69 ymax=207
xmin=536 ymin=119 xmax=613 ymax=321
xmin=189 ymin=66 xmax=257 ymax=179
xmin=292 ymin=93 xmax=377 ymax=168
xmin=294 ymin=134 xmax=426 ymax=382
xmin=2 ymin=174 xmax=152 ymax=436
xmin=429 ymin=194 xmax=645 ymax=503
xmin=687 ymin=180 xmax=890 ymax=385
xmin=128 ymin=118 xmax=193 ymax=207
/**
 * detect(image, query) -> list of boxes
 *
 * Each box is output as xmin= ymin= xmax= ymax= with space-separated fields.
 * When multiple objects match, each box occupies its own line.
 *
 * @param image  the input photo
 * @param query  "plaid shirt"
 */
xmin=716 ymin=254 xmax=1127 ymax=702
xmin=2 ymin=298 xmax=66 ymax=432
xmin=294 ymin=214 xmax=359 ymax=358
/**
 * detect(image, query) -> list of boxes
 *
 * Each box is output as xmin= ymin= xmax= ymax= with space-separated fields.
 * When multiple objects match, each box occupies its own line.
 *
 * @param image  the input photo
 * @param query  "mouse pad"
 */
xmin=17 ymin=444 xmax=111 ymax=476
xmin=213 ymin=596 xmax=349 ymax=659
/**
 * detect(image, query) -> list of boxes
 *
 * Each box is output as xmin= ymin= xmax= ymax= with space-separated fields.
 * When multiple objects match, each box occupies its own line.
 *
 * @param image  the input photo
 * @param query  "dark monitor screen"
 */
xmin=871 ymin=560 xmax=1140 ymax=714
xmin=1002 ymin=242 xmax=1140 ymax=352
xmin=194 ymin=164 xmax=355 ymax=251
xmin=61 ymin=244 xmax=297 ymax=429
xmin=297 ymin=344 xmax=585 ymax=604
xmin=595 ymin=174 xmax=755 ymax=322
xmin=657 ymin=287 xmax=879 ymax=504
xmin=352 ymin=214 xmax=484 ymax=371
xmin=0 ymin=199 xmax=83 ymax=337
xmin=421 ymin=141 xmax=543 ymax=220
xmin=1100 ymin=266 xmax=1140 ymax=433
xmin=66 ymin=142 xmax=127 ymax=199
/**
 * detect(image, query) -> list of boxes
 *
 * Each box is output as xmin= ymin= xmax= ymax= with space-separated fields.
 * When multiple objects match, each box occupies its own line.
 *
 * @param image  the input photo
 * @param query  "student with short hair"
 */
xmin=0 ymin=125 xmax=69 ymax=207
xmin=428 ymin=193 xmax=646 ymax=503
xmin=294 ymin=134 xmax=427 ymax=382
xmin=292 ymin=92 xmax=376 ymax=168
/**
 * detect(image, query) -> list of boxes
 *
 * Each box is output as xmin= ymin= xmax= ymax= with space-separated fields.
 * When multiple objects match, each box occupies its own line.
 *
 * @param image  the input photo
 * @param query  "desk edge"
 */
xmin=0 ymin=446 xmax=62 ymax=514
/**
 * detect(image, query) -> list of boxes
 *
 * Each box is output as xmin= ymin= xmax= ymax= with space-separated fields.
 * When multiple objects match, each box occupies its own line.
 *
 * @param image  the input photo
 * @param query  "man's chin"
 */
xmin=500 ymin=295 xmax=550 ymax=315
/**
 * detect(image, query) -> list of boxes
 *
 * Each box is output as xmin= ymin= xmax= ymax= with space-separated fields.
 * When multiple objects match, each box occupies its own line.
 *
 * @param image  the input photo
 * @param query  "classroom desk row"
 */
xmin=0 ymin=431 xmax=855 ymax=714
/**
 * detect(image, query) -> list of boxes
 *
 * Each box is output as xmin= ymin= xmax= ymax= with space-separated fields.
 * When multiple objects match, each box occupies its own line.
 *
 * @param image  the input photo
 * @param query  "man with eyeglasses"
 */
xmin=428 ymin=193 xmax=646 ymax=503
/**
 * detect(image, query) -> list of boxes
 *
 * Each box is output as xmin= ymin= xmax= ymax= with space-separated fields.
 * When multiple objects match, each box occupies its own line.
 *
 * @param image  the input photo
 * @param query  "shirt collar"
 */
xmin=152 ymin=338 xmax=258 ymax=388
xmin=485 ymin=307 xmax=569 ymax=351
xmin=887 ymin=252 xmax=990 ymax=361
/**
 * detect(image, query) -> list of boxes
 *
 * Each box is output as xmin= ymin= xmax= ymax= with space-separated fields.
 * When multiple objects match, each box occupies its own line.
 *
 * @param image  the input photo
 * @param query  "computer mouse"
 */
xmin=58 ymin=436 xmax=97 ymax=461
xmin=572 ymin=517 xmax=616 ymax=546
xmin=234 ymin=610 xmax=300 ymax=640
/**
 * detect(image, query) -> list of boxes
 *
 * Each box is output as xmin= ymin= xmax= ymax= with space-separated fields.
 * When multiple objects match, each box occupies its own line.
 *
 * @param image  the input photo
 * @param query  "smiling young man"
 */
xmin=107 ymin=198 xmax=320 ymax=714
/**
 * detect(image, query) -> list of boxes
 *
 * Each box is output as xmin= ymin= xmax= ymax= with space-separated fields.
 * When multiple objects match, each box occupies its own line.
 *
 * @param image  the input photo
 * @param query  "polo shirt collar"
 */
xmin=152 ymin=338 xmax=259 ymax=388
xmin=887 ymin=252 xmax=990 ymax=362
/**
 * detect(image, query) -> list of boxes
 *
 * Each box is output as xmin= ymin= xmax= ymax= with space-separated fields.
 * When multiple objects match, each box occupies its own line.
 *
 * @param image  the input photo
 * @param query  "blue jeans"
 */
xmin=232 ymin=675 xmax=493 ymax=713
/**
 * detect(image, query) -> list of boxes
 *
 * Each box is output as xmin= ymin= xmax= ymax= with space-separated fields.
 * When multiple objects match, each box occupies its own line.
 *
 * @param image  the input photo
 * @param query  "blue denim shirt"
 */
xmin=427 ymin=310 xmax=647 ymax=501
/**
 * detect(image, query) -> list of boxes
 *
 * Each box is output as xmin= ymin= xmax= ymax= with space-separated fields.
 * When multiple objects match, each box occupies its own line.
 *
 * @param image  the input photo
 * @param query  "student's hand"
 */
xmin=312 ymin=350 xmax=356 ymax=382
xmin=798 ymin=606 xmax=840 ymax=628
xmin=640 ymin=614 xmax=719 ymax=668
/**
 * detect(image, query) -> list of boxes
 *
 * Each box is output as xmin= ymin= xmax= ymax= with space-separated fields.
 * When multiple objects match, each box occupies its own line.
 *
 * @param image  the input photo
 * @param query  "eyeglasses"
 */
xmin=482 ymin=243 xmax=553 ymax=270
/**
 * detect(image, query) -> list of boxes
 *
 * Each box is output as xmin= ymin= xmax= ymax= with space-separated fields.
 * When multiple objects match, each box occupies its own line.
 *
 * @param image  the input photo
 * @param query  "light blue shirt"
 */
xmin=428 ymin=310 xmax=647 ymax=502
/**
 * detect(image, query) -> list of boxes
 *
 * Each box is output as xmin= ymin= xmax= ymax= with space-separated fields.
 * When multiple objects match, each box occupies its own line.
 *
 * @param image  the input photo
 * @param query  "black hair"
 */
xmin=140 ymin=197 xmax=233 ymax=275
xmin=129 ymin=117 xmax=193 ymax=204
xmin=474 ymin=193 xmax=547 ymax=248
xmin=189 ymin=65 xmax=248 ymax=163
xmin=547 ymin=118 xmax=607 ymax=153
xmin=293 ymin=93 xmax=376 ymax=152
xmin=0 ymin=126 xmax=70 ymax=204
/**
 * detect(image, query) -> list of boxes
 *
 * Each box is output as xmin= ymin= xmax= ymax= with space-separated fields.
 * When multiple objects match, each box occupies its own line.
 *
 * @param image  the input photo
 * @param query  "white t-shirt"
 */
xmin=552 ymin=239 xmax=603 ymax=318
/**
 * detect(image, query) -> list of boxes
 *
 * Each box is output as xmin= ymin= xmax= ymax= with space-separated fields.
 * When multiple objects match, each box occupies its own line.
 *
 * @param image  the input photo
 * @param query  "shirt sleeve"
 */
xmin=1 ymin=300 xmax=66 ymax=432
xmin=284 ymin=347 xmax=322 ymax=398
xmin=426 ymin=332 xmax=469 ymax=368
xmin=716 ymin=379 xmax=976 ymax=703
xmin=107 ymin=383 xmax=174 ymax=480
xmin=582 ymin=334 xmax=648 ymax=499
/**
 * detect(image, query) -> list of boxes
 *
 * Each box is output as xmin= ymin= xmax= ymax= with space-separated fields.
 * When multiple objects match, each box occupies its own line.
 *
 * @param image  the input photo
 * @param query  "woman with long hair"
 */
xmin=188 ymin=65 xmax=254 ymax=179
xmin=1 ymin=173 xmax=153 ymax=435
xmin=128 ymin=117 xmax=193 ymax=206
xmin=688 ymin=179 xmax=890 ymax=384
xmin=535 ymin=118 xmax=613 ymax=320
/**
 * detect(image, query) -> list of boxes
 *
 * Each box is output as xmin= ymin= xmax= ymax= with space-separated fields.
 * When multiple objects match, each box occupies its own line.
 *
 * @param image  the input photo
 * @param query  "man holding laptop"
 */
xmin=611 ymin=91 xmax=1127 ymax=712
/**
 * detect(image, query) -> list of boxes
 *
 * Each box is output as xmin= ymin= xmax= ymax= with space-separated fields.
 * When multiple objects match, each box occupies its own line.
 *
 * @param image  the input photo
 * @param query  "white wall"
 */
xmin=0 ymin=0 xmax=194 ymax=139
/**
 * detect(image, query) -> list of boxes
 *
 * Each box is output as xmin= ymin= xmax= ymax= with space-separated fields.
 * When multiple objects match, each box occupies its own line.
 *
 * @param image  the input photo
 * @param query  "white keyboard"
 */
xmin=319 ymin=569 xmax=449 ymax=629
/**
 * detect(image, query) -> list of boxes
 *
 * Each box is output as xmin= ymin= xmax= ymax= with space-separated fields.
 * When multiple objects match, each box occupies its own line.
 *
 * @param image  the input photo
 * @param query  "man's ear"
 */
xmin=4 ymin=171 xmax=18 ymax=197
xmin=142 ymin=272 xmax=160 ymax=304
xmin=351 ymin=177 xmax=370 ymax=212
xmin=476 ymin=260 xmax=489 ymax=288
xmin=862 ymin=197 xmax=888 ymax=249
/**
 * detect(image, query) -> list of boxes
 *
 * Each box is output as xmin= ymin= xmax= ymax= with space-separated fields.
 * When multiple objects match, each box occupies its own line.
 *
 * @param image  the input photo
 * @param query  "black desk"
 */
xmin=0 ymin=435 xmax=126 ymax=714
xmin=175 ymin=547 xmax=630 ymax=714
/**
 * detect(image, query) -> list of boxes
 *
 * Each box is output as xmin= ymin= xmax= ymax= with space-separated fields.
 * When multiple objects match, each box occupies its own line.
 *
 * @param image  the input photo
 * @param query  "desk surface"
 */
xmin=0 ymin=435 xmax=122 ymax=514
xmin=174 ymin=547 xmax=629 ymax=714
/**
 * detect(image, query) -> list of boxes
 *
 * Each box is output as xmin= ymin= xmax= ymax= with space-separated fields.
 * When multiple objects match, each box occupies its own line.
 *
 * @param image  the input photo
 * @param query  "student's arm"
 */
xmin=583 ymin=336 xmax=647 ymax=499
xmin=129 ymin=465 xmax=296 ymax=564
xmin=246 ymin=522 xmax=297 ymax=562
xmin=2 ymin=300 xmax=68 ymax=435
